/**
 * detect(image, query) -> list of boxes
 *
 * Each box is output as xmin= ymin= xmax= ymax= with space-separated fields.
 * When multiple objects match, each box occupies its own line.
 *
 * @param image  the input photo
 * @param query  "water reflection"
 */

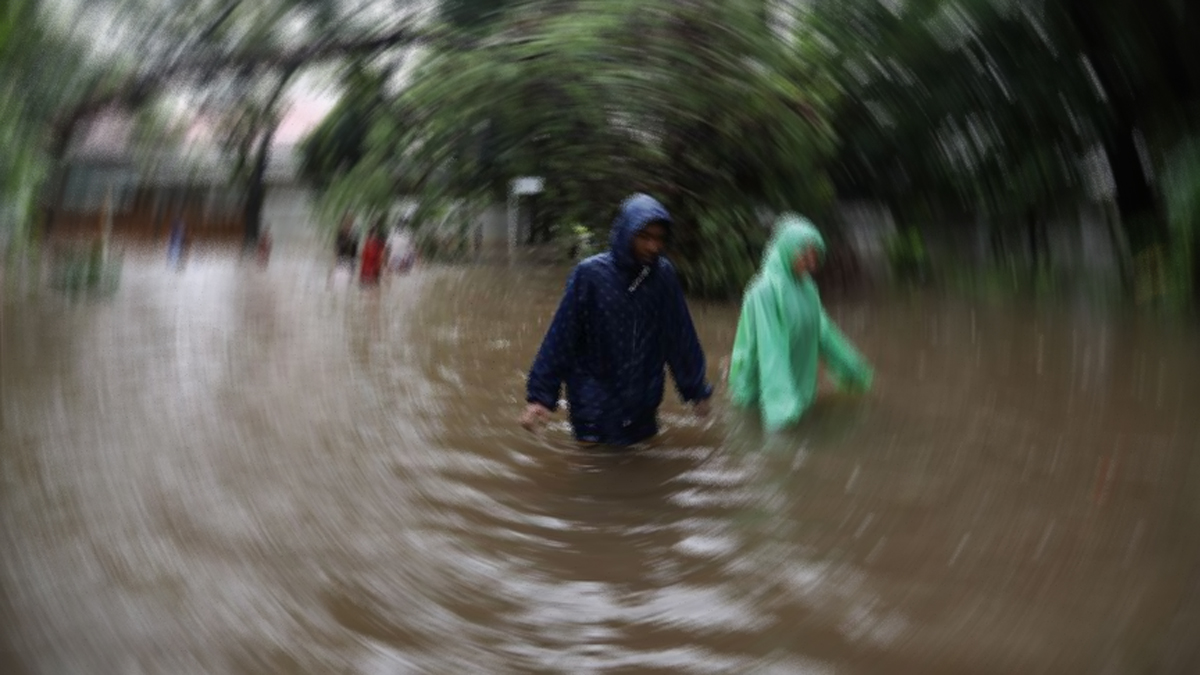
xmin=1 ymin=253 xmax=1198 ymax=673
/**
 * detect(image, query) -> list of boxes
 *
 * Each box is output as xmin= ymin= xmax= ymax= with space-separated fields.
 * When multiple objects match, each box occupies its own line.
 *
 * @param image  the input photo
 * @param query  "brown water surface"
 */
xmin=2 ymin=253 xmax=1199 ymax=674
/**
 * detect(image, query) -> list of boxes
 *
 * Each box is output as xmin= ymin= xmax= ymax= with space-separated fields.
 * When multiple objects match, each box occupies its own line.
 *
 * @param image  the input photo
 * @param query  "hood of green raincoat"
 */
xmin=761 ymin=214 xmax=826 ymax=284
xmin=610 ymin=193 xmax=672 ymax=271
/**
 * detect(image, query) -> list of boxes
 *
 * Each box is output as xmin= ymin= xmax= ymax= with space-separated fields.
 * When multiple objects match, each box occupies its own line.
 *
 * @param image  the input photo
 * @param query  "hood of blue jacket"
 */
xmin=609 ymin=193 xmax=672 ymax=271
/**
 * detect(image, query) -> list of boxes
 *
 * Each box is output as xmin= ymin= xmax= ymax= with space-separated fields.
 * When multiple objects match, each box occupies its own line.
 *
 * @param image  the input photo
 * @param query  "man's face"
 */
xmin=632 ymin=222 xmax=667 ymax=265
xmin=792 ymin=246 xmax=821 ymax=278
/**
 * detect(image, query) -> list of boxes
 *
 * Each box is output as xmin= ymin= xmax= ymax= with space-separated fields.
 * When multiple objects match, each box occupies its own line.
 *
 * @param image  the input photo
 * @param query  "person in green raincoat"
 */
xmin=728 ymin=215 xmax=873 ymax=430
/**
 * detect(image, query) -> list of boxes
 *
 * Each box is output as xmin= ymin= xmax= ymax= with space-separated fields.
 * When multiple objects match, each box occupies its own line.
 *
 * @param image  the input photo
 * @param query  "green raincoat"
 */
xmin=728 ymin=215 xmax=873 ymax=430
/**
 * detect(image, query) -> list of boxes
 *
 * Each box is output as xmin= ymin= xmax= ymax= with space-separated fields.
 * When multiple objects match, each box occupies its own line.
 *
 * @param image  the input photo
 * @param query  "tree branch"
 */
xmin=56 ymin=21 xmax=442 ymax=132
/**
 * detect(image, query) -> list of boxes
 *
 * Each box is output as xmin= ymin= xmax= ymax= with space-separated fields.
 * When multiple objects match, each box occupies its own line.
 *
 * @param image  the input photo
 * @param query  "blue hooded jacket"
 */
xmin=526 ymin=194 xmax=713 ymax=445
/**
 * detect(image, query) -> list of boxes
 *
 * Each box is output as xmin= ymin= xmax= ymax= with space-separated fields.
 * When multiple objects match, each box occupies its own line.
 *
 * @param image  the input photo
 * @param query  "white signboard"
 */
xmin=512 ymin=177 xmax=544 ymax=195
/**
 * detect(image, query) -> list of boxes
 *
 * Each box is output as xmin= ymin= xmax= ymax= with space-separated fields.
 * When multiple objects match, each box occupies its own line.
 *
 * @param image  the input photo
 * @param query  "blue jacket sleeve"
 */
xmin=526 ymin=267 xmax=585 ymax=409
xmin=662 ymin=263 xmax=713 ymax=403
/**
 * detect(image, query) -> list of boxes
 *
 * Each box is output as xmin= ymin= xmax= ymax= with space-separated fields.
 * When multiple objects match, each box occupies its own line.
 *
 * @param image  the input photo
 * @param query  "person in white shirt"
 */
xmin=386 ymin=225 xmax=416 ymax=275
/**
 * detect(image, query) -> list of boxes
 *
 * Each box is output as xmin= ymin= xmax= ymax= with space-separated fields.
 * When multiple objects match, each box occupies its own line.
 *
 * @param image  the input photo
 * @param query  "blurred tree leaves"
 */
xmin=314 ymin=0 xmax=837 ymax=296
xmin=809 ymin=0 xmax=1200 ymax=296
xmin=0 ymin=0 xmax=94 ymax=254
xmin=6 ymin=0 xmax=1200 ymax=302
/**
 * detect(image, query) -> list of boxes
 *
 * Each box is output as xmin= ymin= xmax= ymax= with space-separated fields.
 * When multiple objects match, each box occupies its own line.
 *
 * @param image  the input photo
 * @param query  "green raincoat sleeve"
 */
xmin=818 ymin=309 xmax=873 ymax=393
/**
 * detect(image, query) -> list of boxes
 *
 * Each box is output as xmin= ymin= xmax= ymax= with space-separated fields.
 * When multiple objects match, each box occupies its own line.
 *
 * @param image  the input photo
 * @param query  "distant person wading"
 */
xmin=360 ymin=223 xmax=386 ymax=286
xmin=332 ymin=215 xmax=359 ymax=286
xmin=167 ymin=218 xmax=187 ymax=268
xmin=386 ymin=224 xmax=417 ymax=275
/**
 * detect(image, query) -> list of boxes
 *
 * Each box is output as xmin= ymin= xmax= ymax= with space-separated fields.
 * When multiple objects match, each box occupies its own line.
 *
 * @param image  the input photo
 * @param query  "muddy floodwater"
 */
xmin=2 ymin=252 xmax=1199 ymax=674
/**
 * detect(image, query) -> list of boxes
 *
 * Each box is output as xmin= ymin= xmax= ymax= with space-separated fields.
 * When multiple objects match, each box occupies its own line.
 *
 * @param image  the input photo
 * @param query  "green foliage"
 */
xmin=0 ymin=0 xmax=90 ymax=255
xmin=551 ymin=221 xmax=598 ymax=261
xmin=672 ymin=204 xmax=771 ymax=298
xmin=1158 ymin=135 xmax=1200 ymax=305
xmin=1162 ymin=137 xmax=1200 ymax=247
xmin=408 ymin=197 xmax=483 ymax=262
xmin=811 ymin=0 xmax=1102 ymax=214
xmin=320 ymin=0 xmax=837 ymax=296
xmin=48 ymin=241 xmax=122 ymax=296
xmin=440 ymin=0 xmax=520 ymax=33
xmin=807 ymin=0 xmax=1200 ymax=305
xmin=885 ymin=228 xmax=931 ymax=284
xmin=299 ymin=65 xmax=392 ymax=192
xmin=25 ymin=0 xmax=1189 ymax=307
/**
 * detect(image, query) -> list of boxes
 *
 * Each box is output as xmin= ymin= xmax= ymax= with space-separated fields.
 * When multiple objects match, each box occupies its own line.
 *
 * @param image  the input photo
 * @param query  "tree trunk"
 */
xmin=1103 ymin=200 xmax=1134 ymax=291
xmin=989 ymin=219 xmax=1006 ymax=267
xmin=1193 ymin=243 xmax=1200 ymax=305
xmin=242 ymin=66 xmax=299 ymax=248
xmin=243 ymin=139 xmax=270 ymax=247
xmin=1063 ymin=0 xmax=1168 ymax=283
xmin=42 ymin=114 xmax=86 ymax=235
xmin=1027 ymin=209 xmax=1040 ymax=274
xmin=1105 ymin=123 xmax=1166 ymax=253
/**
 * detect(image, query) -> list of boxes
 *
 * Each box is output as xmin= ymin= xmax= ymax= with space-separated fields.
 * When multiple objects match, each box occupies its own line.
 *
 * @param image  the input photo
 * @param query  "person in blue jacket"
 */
xmin=520 ymin=193 xmax=713 ymax=446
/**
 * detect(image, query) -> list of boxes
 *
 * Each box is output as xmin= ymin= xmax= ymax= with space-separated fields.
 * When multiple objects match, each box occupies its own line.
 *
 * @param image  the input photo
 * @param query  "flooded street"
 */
xmin=2 ymin=252 xmax=1200 ymax=674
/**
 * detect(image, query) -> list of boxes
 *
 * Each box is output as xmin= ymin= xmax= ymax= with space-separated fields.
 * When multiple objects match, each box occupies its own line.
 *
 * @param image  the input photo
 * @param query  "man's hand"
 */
xmin=692 ymin=399 xmax=712 ymax=419
xmin=519 ymin=403 xmax=553 ymax=432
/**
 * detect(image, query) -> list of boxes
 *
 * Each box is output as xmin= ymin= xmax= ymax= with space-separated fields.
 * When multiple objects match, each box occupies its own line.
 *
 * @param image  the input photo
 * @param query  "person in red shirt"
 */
xmin=256 ymin=228 xmax=272 ymax=267
xmin=359 ymin=224 xmax=386 ymax=285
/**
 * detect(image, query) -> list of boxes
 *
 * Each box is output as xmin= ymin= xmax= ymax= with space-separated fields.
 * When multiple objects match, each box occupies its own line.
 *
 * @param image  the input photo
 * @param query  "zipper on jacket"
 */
xmin=625 ymin=313 xmax=638 ymax=429
xmin=628 ymin=265 xmax=650 ymax=292
xmin=624 ymin=264 xmax=650 ymax=429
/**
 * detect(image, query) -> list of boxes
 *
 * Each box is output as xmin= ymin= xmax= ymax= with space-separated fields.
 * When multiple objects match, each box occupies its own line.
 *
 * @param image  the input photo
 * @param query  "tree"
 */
xmin=27 ymin=0 xmax=436 ymax=244
xmin=319 ymin=0 xmax=837 ymax=296
xmin=298 ymin=64 xmax=392 ymax=192
xmin=808 ymin=0 xmax=1200 ymax=298
xmin=1 ymin=0 xmax=96 ymax=254
xmin=209 ymin=63 xmax=301 ymax=246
